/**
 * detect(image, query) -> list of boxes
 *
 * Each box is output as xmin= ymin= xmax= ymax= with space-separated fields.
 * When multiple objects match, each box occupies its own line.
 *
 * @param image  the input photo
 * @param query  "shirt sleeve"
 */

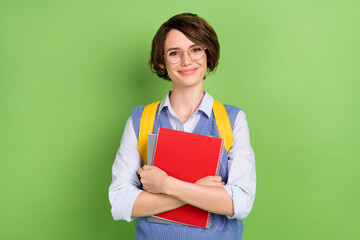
xmin=222 ymin=110 xmax=256 ymax=219
xmin=108 ymin=116 xmax=143 ymax=222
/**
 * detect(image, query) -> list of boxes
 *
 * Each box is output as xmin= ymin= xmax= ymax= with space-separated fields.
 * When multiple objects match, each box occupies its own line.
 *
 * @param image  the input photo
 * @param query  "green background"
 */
xmin=1 ymin=0 xmax=359 ymax=239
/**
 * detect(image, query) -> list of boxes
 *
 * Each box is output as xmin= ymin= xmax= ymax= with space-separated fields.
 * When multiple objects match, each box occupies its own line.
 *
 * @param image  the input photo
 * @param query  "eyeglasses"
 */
xmin=163 ymin=45 xmax=207 ymax=64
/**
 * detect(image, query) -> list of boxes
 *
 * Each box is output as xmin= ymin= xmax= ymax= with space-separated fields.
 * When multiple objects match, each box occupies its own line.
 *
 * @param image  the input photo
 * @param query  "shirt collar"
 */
xmin=158 ymin=91 xmax=213 ymax=118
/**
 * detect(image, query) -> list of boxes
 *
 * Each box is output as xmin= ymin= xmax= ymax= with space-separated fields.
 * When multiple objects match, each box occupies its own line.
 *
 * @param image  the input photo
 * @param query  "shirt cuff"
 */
xmin=111 ymin=187 xmax=143 ymax=222
xmin=222 ymin=184 xmax=249 ymax=220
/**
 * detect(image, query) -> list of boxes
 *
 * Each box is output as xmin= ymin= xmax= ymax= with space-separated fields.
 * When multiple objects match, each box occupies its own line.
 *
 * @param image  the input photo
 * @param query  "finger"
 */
xmin=137 ymin=167 xmax=143 ymax=175
xmin=213 ymin=181 xmax=225 ymax=186
xmin=208 ymin=176 xmax=222 ymax=182
xmin=143 ymin=165 xmax=154 ymax=170
xmin=142 ymin=165 xmax=150 ymax=170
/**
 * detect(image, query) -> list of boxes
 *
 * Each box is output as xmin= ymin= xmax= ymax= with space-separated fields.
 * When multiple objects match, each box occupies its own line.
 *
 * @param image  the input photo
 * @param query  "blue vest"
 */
xmin=131 ymin=103 xmax=243 ymax=240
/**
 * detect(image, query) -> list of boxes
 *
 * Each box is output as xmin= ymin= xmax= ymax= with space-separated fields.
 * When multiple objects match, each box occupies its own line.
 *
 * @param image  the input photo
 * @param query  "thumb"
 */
xmin=142 ymin=165 xmax=151 ymax=170
xmin=213 ymin=176 xmax=222 ymax=182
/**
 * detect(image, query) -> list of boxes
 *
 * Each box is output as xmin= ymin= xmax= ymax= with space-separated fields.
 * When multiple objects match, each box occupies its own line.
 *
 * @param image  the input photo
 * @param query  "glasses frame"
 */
xmin=163 ymin=45 xmax=207 ymax=64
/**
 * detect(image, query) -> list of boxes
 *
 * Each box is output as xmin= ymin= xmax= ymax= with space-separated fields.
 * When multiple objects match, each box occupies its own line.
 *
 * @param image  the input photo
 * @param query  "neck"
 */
xmin=169 ymin=85 xmax=204 ymax=124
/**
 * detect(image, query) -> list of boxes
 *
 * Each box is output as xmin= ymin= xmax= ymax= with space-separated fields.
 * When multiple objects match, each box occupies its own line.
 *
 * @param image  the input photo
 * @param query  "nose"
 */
xmin=180 ymin=50 xmax=192 ymax=66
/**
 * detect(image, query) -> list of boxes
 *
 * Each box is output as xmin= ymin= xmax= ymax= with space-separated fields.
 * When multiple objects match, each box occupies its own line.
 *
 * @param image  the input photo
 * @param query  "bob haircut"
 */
xmin=149 ymin=13 xmax=220 ymax=81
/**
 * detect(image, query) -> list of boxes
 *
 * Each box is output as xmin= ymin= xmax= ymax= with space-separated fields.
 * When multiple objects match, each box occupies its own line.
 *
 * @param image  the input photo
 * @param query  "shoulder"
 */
xmin=130 ymin=101 xmax=161 ymax=140
xmin=220 ymin=103 xmax=242 ymax=130
xmin=130 ymin=105 xmax=146 ymax=140
xmin=223 ymin=104 xmax=241 ymax=115
xmin=131 ymin=105 xmax=146 ymax=119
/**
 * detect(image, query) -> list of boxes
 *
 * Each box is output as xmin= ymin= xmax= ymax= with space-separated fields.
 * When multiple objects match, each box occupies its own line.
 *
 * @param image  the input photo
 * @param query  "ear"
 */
xmin=159 ymin=63 xmax=165 ymax=69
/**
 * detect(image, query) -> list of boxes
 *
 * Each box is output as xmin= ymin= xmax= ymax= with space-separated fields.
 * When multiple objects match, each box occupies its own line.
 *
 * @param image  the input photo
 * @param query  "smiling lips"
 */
xmin=178 ymin=68 xmax=197 ymax=75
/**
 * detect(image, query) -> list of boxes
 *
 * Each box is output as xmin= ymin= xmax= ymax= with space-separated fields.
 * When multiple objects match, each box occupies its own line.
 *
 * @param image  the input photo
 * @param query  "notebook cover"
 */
xmin=152 ymin=127 xmax=224 ymax=228
xmin=147 ymin=134 xmax=189 ymax=226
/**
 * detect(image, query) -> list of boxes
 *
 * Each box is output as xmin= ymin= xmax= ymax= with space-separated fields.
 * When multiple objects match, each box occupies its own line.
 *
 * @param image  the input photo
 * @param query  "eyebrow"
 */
xmin=165 ymin=44 xmax=198 ymax=52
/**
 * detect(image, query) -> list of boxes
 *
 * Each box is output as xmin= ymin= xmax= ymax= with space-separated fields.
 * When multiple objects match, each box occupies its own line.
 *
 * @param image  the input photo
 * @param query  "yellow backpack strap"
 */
xmin=138 ymin=101 xmax=161 ymax=166
xmin=213 ymin=100 xmax=234 ymax=153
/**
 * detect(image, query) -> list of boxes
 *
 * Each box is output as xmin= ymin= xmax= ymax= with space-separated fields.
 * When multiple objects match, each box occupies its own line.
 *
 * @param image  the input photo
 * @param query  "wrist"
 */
xmin=163 ymin=175 xmax=176 ymax=195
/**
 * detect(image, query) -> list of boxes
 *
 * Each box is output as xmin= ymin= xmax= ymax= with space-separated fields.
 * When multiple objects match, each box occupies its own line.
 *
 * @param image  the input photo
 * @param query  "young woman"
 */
xmin=109 ymin=13 xmax=256 ymax=240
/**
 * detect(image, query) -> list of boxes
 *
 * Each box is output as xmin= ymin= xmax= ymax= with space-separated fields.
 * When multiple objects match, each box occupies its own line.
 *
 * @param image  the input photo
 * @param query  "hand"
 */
xmin=195 ymin=176 xmax=225 ymax=187
xmin=137 ymin=165 xmax=169 ymax=194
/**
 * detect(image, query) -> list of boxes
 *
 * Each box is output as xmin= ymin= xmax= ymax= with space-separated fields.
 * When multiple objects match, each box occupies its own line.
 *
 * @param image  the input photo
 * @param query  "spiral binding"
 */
xmin=215 ymin=139 xmax=224 ymax=176
xmin=206 ymin=139 xmax=225 ymax=228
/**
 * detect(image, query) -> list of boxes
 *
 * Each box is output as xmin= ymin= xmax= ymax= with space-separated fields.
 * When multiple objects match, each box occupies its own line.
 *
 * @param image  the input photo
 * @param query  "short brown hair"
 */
xmin=149 ymin=13 xmax=220 ymax=81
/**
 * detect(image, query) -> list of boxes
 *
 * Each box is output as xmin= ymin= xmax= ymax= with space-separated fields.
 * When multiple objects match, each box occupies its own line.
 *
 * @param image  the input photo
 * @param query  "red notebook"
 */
xmin=152 ymin=127 xmax=224 ymax=228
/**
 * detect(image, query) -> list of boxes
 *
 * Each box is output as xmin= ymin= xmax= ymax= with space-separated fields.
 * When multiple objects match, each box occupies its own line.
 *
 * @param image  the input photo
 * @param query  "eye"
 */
xmin=168 ymin=51 xmax=179 ymax=57
xmin=191 ymin=46 xmax=203 ymax=53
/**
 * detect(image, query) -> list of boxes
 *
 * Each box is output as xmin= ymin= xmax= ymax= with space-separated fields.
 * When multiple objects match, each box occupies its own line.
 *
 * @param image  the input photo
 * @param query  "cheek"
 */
xmin=166 ymin=62 xmax=180 ymax=72
xmin=164 ymin=64 xmax=177 ymax=80
xmin=200 ymin=59 xmax=208 ymax=74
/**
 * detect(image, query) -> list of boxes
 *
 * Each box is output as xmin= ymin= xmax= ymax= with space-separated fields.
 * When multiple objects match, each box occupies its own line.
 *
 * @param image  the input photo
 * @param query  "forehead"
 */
xmin=164 ymin=29 xmax=195 ymax=51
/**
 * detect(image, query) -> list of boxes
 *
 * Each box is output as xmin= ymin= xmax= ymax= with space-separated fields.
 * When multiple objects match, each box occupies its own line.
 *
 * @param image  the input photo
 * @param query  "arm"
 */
xmin=109 ymin=117 xmax=187 ymax=221
xmin=138 ymin=165 xmax=234 ymax=216
xmin=132 ymin=191 xmax=185 ymax=217
xmin=222 ymin=110 xmax=256 ymax=219
xmin=165 ymin=176 xmax=234 ymax=216
xmin=132 ymin=171 xmax=227 ymax=217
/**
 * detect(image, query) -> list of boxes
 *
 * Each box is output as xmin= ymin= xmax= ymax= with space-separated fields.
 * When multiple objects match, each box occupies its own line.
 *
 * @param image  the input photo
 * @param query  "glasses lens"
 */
xmin=189 ymin=46 xmax=205 ymax=60
xmin=165 ymin=46 xmax=205 ymax=64
xmin=166 ymin=50 xmax=181 ymax=64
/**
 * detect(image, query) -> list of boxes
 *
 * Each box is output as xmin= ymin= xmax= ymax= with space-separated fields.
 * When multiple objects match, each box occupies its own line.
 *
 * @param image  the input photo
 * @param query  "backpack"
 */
xmin=138 ymin=100 xmax=234 ymax=166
